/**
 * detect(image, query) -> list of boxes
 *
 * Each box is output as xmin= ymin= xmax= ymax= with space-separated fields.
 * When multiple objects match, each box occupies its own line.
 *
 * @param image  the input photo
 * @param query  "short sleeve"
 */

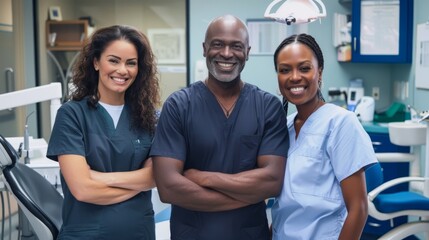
xmin=328 ymin=112 xmax=377 ymax=182
xmin=258 ymin=94 xmax=289 ymax=158
xmin=150 ymin=92 xmax=187 ymax=161
xmin=46 ymin=103 xmax=86 ymax=161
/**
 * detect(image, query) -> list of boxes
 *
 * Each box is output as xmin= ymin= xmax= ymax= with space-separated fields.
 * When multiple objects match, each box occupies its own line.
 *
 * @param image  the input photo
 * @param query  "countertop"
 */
xmin=361 ymin=121 xmax=390 ymax=134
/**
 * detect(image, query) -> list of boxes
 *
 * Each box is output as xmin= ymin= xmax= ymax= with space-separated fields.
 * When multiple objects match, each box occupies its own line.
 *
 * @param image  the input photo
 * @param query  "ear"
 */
xmin=245 ymin=46 xmax=251 ymax=61
xmin=202 ymin=42 xmax=207 ymax=57
xmin=93 ymin=58 xmax=99 ymax=71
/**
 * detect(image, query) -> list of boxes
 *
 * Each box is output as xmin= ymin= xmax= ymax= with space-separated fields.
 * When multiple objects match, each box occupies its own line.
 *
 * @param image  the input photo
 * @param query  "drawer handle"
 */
xmin=353 ymin=37 xmax=356 ymax=51
xmin=372 ymin=141 xmax=382 ymax=146
xmin=367 ymin=222 xmax=381 ymax=227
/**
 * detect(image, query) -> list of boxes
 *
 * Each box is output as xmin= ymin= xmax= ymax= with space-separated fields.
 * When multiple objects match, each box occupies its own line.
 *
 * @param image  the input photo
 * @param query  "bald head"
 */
xmin=204 ymin=15 xmax=249 ymax=45
xmin=202 ymin=15 xmax=251 ymax=83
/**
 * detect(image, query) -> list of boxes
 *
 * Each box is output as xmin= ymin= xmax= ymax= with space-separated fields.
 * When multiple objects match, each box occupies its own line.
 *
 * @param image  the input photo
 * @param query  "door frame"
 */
xmin=11 ymin=0 xmax=38 ymax=137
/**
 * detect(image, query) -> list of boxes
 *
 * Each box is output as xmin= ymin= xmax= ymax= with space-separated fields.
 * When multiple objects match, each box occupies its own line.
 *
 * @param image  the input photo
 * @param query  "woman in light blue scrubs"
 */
xmin=47 ymin=25 xmax=160 ymax=239
xmin=271 ymin=34 xmax=377 ymax=240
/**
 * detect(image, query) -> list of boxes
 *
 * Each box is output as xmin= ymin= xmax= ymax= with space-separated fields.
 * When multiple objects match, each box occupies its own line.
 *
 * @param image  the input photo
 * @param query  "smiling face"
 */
xmin=276 ymin=42 xmax=322 ymax=107
xmin=93 ymin=39 xmax=138 ymax=105
xmin=203 ymin=16 xmax=250 ymax=83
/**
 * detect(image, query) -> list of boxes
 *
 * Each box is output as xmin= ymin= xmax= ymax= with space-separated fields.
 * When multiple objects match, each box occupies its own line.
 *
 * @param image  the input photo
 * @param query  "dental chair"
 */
xmin=0 ymin=134 xmax=63 ymax=240
xmin=365 ymin=163 xmax=429 ymax=240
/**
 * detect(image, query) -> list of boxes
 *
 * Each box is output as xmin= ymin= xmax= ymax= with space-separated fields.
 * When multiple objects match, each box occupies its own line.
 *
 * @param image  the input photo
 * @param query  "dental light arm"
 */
xmin=0 ymin=82 xmax=62 ymax=130
xmin=264 ymin=0 xmax=326 ymax=25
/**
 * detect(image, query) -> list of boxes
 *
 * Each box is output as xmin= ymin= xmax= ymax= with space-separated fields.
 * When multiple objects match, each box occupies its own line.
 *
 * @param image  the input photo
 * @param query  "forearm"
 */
xmin=157 ymin=174 xmax=249 ymax=212
xmin=185 ymin=156 xmax=286 ymax=204
xmin=338 ymin=207 xmax=367 ymax=240
xmin=192 ymin=169 xmax=282 ymax=204
xmin=154 ymin=157 xmax=251 ymax=211
xmin=90 ymin=167 xmax=155 ymax=191
xmin=59 ymin=155 xmax=140 ymax=205
xmin=339 ymin=169 xmax=368 ymax=240
xmin=75 ymin=180 xmax=140 ymax=205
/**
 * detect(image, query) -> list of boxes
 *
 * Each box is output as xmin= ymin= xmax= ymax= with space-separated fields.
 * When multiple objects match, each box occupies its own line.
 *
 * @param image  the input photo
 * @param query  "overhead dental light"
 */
xmin=264 ymin=0 xmax=326 ymax=25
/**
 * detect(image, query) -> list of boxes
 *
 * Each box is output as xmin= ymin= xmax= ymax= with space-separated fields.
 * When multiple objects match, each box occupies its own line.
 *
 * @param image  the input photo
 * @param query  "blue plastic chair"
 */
xmin=365 ymin=163 xmax=429 ymax=239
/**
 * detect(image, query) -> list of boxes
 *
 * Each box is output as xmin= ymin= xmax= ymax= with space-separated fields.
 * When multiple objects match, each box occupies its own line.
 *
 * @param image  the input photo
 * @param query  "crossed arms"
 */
xmin=153 ymin=155 xmax=286 ymax=212
xmin=58 ymin=155 xmax=155 ymax=205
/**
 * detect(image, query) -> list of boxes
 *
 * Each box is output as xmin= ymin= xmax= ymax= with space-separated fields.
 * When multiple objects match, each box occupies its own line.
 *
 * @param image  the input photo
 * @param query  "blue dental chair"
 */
xmin=0 ymin=134 xmax=63 ymax=240
xmin=365 ymin=163 xmax=429 ymax=240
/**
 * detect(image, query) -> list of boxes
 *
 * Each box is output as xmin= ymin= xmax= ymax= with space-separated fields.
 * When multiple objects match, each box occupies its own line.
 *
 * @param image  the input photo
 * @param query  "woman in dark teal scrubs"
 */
xmin=47 ymin=25 xmax=160 ymax=240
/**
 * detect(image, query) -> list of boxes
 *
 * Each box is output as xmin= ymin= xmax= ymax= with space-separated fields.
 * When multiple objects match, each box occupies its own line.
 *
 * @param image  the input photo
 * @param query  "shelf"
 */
xmin=46 ymin=46 xmax=83 ymax=51
xmin=46 ymin=20 xmax=88 ymax=50
xmin=45 ymin=20 xmax=88 ymax=100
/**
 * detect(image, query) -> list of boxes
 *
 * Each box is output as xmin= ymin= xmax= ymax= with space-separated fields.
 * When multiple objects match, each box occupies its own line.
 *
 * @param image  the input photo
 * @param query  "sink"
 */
xmin=388 ymin=121 xmax=427 ymax=146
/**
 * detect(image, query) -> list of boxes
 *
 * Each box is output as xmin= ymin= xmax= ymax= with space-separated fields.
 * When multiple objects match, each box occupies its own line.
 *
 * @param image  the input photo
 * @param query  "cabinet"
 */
xmin=363 ymin=132 xmax=410 ymax=237
xmin=45 ymin=20 xmax=88 ymax=100
xmin=351 ymin=0 xmax=413 ymax=63
xmin=45 ymin=20 xmax=88 ymax=50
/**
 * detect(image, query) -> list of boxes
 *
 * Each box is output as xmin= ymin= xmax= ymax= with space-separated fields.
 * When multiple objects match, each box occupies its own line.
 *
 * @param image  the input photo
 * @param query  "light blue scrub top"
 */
xmin=271 ymin=103 xmax=377 ymax=240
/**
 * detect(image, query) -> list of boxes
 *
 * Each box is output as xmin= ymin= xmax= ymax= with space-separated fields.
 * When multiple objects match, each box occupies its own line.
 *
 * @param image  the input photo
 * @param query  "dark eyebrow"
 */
xmin=277 ymin=63 xmax=290 ymax=67
xmin=277 ymin=60 xmax=313 ymax=67
xmin=107 ymin=55 xmax=120 ymax=59
xmin=107 ymin=55 xmax=137 ymax=61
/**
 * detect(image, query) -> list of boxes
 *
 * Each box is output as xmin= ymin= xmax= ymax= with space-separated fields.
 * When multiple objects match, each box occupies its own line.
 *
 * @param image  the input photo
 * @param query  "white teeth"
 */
xmin=112 ymin=77 xmax=126 ymax=82
xmin=290 ymin=87 xmax=304 ymax=92
xmin=218 ymin=62 xmax=233 ymax=67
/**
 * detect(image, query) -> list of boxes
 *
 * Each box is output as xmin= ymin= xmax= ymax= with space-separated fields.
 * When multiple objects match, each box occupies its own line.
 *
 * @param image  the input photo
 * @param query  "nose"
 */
xmin=116 ymin=63 xmax=127 ymax=74
xmin=220 ymin=46 xmax=233 ymax=58
xmin=290 ymin=69 xmax=300 ymax=81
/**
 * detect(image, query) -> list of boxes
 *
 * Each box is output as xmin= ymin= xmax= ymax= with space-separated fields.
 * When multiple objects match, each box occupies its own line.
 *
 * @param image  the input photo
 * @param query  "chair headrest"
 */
xmin=0 ymin=135 xmax=18 ymax=169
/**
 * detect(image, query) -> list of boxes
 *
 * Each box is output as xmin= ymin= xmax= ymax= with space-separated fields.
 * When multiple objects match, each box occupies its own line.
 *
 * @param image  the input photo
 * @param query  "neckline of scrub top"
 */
xmin=198 ymin=81 xmax=248 ymax=120
xmin=97 ymin=103 xmax=128 ymax=135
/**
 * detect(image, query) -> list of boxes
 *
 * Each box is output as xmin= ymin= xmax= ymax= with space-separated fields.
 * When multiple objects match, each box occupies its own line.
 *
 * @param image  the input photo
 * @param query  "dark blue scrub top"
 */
xmin=47 ymin=98 xmax=155 ymax=240
xmin=150 ymin=81 xmax=289 ymax=240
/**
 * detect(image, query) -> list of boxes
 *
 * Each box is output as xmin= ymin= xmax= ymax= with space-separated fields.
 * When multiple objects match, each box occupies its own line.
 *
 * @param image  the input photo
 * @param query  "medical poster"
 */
xmin=415 ymin=23 xmax=429 ymax=89
xmin=247 ymin=19 xmax=288 ymax=55
xmin=360 ymin=0 xmax=399 ymax=55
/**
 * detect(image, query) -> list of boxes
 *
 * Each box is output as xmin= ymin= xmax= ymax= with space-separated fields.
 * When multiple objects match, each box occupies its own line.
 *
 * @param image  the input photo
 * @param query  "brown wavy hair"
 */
xmin=71 ymin=25 xmax=160 ymax=133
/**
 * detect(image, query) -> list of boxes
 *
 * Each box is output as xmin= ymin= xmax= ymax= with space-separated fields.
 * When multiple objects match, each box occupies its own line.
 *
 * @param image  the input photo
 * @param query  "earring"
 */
xmin=95 ymin=66 xmax=99 ymax=71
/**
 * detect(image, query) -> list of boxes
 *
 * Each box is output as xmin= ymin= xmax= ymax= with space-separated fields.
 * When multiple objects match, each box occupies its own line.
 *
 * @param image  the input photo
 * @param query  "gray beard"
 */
xmin=209 ymin=70 xmax=238 ymax=82
xmin=207 ymin=62 xmax=241 ymax=82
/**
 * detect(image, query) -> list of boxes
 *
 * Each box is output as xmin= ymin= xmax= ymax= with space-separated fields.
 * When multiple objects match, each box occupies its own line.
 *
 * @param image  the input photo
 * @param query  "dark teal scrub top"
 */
xmin=150 ymin=82 xmax=289 ymax=240
xmin=47 ymin=98 xmax=155 ymax=240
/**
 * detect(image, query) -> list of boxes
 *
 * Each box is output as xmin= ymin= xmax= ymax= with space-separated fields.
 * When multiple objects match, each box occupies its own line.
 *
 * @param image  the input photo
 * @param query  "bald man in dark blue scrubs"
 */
xmin=150 ymin=15 xmax=289 ymax=240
